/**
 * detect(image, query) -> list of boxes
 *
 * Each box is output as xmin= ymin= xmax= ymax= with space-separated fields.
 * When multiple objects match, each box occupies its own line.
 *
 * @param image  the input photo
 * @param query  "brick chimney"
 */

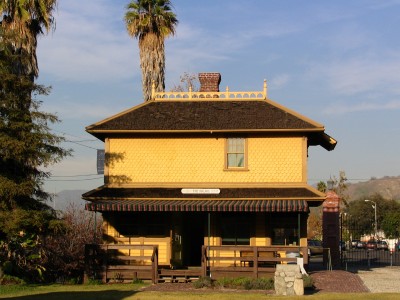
xmin=198 ymin=72 xmax=221 ymax=92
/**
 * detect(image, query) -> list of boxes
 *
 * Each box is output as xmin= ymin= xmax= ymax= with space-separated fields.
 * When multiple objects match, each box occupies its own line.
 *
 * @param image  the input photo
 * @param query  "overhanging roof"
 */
xmin=85 ymin=199 xmax=309 ymax=212
xmin=82 ymin=186 xmax=324 ymax=200
xmin=83 ymin=186 xmax=325 ymax=212
xmin=86 ymin=99 xmax=337 ymax=151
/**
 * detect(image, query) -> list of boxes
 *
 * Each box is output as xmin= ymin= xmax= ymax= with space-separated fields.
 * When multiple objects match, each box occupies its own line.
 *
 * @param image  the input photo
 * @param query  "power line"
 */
xmin=53 ymin=129 xmax=97 ymax=141
xmin=51 ymin=174 xmax=99 ymax=178
xmin=68 ymin=139 xmax=98 ymax=142
xmin=65 ymin=140 xmax=100 ymax=150
xmin=51 ymin=129 xmax=101 ymax=149
xmin=46 ymin=177 xmax=103 ymax=182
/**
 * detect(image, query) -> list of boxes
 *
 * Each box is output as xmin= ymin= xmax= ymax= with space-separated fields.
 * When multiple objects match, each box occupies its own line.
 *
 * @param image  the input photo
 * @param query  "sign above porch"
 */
xmin=181 ymin=189 xmax=220 ymax=194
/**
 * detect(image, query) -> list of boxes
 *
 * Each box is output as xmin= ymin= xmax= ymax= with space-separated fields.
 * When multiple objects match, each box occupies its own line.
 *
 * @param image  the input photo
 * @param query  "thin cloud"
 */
xmin=323 ymin=100 xmax=400 ymax=115
xmin=368 ymin=0 xmax=400 ymax=9
xmin=269 ymin=74 xmax=290 ymax=90
xmin=38 ymin=1 xmax=138 ymax=83
xmin=43 ymin=101 xmax=127 ymax=120
xmin=307 ymin=51 xmax=400 ymax=96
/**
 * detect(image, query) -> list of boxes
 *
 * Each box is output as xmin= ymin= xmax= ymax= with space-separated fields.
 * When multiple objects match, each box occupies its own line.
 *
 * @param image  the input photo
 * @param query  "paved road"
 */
xmin=356 ymin=266 xmax=400 ymax=293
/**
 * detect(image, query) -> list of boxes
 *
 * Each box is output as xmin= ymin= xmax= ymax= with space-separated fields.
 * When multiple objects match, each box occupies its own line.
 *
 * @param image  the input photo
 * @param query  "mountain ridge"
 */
xmin=51 ymin=176 xmax=400 ymax=211
xmin=347 ymin=176 xmax=400 ymax=201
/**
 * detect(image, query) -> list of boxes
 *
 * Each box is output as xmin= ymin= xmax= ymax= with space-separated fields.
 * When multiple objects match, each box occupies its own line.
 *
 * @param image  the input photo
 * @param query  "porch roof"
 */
xmin=82 ymin=186 xmax=324 ymax=200
xmin=83 ymin=186 xmax=325 ymax=212
xmin=85 ymin=199 xmax=309 ymax=212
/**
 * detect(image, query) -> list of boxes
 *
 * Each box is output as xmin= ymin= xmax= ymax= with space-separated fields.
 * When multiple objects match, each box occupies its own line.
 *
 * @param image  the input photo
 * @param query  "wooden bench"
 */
xmin=240 ymin=250 xmax=277 ymax=267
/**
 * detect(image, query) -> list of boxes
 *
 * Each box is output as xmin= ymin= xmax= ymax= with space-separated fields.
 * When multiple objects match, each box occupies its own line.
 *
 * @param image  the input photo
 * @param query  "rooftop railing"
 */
xmin=152 ymin=80 xmax=268 ymax=101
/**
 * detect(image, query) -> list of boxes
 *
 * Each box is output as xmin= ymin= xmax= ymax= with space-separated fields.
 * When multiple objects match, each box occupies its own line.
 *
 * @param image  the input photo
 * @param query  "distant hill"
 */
xmin=347 ymin=176 xmax=400 ymax=201
xmin=49 ymin=190 xmax=87 ymax=211
xmin=51 ymin=177 xmax=400 ymax=211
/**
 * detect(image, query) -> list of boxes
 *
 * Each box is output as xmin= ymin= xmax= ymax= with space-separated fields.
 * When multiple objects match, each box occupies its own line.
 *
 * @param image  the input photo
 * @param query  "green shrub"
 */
xmin=85 ymin=278 xmax=103 ymax=285
xmin=214 ymin=276 xmax=274 ymax=290
xmin=0 ymin=274 xmax=26 ymax=285
xmin=132 ymin=278 xmax=144 ymax=284
xmin=66 ymin=277 xmax=81 ymax=285
xmin=193 ymin=276 xmax=213 ymax=288
xmin=214 ymin=277 xmax=232 ymax=288
xmin=2 ymin=261 xmax=13 ymax=275
xmin=303 ymin=274 xmax=314 ymax=289
xmin=243 ymin=277 xmax=274 ymax=290
xmin=231 ymin=277 xmax=251 ymax=287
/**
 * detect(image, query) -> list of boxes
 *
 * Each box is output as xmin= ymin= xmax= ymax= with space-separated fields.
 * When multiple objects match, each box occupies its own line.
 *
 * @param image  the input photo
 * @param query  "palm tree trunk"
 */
xmin=139 ymin=34 xmax=165 ymax=101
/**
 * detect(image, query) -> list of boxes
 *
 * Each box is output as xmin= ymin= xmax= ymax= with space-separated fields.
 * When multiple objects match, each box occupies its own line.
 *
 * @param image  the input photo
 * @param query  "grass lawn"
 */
xmin=0 ymin=284 xmax=399 ymax=300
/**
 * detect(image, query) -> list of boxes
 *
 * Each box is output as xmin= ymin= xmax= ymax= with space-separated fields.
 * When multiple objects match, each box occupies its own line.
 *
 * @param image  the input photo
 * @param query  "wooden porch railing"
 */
xmin=202 ymin=245 xmax=308 ymax=279
xmin=84 ymin=244 xmax=308 ymax=283
xmin=84 ymin=244 xmax=158 ymax=283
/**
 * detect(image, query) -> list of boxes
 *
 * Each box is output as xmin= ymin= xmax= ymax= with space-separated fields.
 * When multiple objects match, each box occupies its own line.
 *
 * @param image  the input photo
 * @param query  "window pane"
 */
xmin=221 ymin=217 xmax=251 ymax=246
xmin=272 ymin=227 xmax=299 ymax=245
xmin=237 ymin=154 xmax=244 ymax=167
xmin=227 ymin=154 xmax=236 ymax=167
xmin=236 ymin=138 xmax=244 ymax=152
xmin=227 ymin=139 xmax=234 ymax=152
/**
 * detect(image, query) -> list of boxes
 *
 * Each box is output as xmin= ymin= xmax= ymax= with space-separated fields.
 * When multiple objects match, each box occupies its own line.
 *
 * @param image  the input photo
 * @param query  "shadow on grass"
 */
xmin=5 ymin=290 xmax=138 ymax=300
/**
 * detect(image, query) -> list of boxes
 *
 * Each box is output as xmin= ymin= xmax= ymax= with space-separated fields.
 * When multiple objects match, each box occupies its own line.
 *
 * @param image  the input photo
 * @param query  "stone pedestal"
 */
xmin=274 ymin=264 xmax=304 ymax=296
xmin=322 ymin=191 xmax=340 ymax=268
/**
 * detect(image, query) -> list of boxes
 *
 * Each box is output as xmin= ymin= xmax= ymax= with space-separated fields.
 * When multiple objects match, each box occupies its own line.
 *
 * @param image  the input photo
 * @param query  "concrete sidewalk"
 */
xmin=356 ymin=266 xmax=400 ymax=293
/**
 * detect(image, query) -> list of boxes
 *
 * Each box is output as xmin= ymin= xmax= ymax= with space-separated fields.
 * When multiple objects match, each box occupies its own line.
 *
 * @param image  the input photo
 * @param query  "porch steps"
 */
xmin=157 ymin=267 xmax=202 ymax=283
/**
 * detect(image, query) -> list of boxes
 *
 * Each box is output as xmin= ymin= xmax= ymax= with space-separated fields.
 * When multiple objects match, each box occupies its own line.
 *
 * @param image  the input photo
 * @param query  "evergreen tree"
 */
xmin=1 ymin=7 xmax=70 ymax=281
xmin=0 ymin=33 xmax=70 ymax=232
xmin=0 ymin=30 xmax=70 ymax=281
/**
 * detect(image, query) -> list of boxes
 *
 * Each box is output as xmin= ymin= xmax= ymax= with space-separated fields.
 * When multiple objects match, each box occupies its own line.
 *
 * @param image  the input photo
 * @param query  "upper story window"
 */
xmin=226 ymin=138 xmax=247 ymax=169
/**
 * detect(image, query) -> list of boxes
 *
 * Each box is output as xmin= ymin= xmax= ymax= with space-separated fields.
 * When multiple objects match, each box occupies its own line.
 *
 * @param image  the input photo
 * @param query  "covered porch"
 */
xmin=83 ymin=186 xmax=322 ymax=283
xmin=84 ymin=244 xmax=308 ymax=283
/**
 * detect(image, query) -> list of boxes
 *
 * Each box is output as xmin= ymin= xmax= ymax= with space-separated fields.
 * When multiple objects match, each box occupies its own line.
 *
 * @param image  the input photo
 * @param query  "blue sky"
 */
xmin=38 ymin=0 xmax=400 ymax=193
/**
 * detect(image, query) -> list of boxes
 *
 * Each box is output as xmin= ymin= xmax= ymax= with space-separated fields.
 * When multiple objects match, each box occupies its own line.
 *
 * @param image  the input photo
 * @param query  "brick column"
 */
xmin=322 ymin=191 xmax=340 ymax=268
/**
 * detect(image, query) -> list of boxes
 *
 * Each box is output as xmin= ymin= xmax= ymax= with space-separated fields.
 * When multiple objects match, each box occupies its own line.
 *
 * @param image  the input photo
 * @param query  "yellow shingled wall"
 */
xmin=108 ymin=137 xmax=304 ymax=184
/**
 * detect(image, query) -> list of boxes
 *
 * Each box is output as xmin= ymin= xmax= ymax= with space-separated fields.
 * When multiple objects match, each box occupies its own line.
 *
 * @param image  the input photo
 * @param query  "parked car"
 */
xmin=308 ymin=239 xmax=323 ymax=256
xmin=377 ymin=240 xmax=388 ymax=251
xmin=351 ymin=240 xmax=360 ymax=248
xmin=358 ymin=241 xmax=367 ymax=249
xmin=340 ymin=241 xmax=346 ymax=251
xmin=352 ymin=240 xmax=366 ymax=249
xmin=366 ymin=240 xmax=377 ymax=250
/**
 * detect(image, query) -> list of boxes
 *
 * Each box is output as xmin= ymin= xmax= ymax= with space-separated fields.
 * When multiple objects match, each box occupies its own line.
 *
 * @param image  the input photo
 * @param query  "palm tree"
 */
xmin=125 ymin=0 xmax=178 ymax=101
xmin=0 ymin=0 xmax=58 ymax=81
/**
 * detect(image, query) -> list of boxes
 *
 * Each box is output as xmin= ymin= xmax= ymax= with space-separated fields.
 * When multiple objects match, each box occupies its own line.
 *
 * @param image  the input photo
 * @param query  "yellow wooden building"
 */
xmin=83 ymin=73 xmax=336 ymax=282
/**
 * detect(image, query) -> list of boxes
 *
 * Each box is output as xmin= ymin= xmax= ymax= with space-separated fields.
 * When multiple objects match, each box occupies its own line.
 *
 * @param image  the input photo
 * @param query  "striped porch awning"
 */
xmin=85 ymin=199 xmax=309 ymax=212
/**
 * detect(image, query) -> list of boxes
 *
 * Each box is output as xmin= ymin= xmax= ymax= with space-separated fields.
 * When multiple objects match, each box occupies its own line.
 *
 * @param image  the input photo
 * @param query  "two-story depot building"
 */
xmin=83 ymin=73 xmax=336 ymax=282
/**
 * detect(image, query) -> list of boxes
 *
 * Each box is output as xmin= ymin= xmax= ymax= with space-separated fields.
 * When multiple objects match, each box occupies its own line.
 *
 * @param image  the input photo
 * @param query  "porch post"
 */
xmin=94 ymin=210 xmax=97 ymax=242
xmin=208 ymin=212 xmax=211 ymax=277
xmin=298 ymin=213 xmax=300 ymax=245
